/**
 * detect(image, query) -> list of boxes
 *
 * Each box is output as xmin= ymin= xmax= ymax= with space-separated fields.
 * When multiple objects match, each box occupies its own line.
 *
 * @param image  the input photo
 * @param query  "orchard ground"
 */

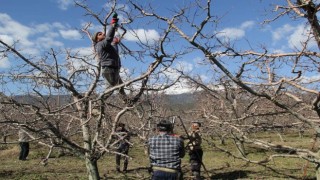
xmin=0 ymin=130 xmax=317 ymax=180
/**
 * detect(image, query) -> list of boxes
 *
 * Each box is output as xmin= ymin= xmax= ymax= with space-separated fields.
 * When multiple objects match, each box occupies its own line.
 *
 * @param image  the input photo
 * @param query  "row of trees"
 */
xmin=1 ymin=0 xmax=320 ymax=179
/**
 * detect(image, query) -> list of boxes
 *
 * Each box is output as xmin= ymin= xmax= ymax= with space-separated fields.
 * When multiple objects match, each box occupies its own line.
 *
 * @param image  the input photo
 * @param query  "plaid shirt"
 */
xmin=148 ymin=132 xmax=185 ymax=170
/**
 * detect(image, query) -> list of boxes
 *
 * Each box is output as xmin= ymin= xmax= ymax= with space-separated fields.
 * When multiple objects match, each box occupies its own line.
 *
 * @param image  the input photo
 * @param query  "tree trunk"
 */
xmin=77 ymin=99 xmax=101 ymax=180
xmin=298 ymin=0 xmax=320 ymax=50
xmin=83 ymin=122 xmax=100 ymax=180
xmin=85 ymin=156 xmax=100 ymax=180
xmin=235 ymin=140 xmax=246 ymax=157
xmin=82 ymin=123 xmax=100 ymax=180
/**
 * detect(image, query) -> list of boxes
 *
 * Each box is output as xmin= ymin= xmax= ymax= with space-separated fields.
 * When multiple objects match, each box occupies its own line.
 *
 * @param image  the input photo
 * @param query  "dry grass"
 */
xmin=0 ymin=131 xmax=317 ymax=180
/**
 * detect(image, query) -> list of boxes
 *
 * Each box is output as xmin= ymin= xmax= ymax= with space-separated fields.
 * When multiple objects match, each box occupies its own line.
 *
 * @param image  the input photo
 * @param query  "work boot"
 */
xmin=123 ymin=160 xmax=128 ymax=173
xmin=116 ymin=165 xmax=121 ymax=172
xmin=192 ymin=171 xmax=201 ymax=180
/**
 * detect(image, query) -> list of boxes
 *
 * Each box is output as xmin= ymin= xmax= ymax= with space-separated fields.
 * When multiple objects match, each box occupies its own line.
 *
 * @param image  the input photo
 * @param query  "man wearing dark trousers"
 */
xmin=148 ymin=119 xmax=185 ymax=180
xmin=18 ymin=127 xmax=31 ymax=161
xmin=91 ymin=13 xmax=127 ymax=101
xmin=114 ymin=123 xmax=131 ymax=172
xmin=188 ymin=121 xmax=203 ymax=180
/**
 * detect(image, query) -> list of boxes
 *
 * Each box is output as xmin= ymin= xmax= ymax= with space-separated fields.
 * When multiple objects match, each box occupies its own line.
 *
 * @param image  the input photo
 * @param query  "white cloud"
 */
xmin=103 ymin=3 xmax=130 ymax=21
xmin=21 ymin=47 xmax=40 ymax=56
xmin=67 ymin=47 xmax=96 ymax=70
xmin=0 ymin=57 xmax=10 ymax=68
xmin=125 ymin=29 xmax=160 ymax=43
xmin=37 ymin=37 xmax=64 ymax=48
xmin=217 ymin=21 xmax=254 ymax=40
xmin=271 ymin=23 xmax=317 ymax=50
xmin=0 ymin=13 xmax=87 ymax=60
xmin=0 ymin=14 xmax=32 ymax=38
xmin=73 ymin=47 xmax=94 ymax=56
xmin=200 ymin=74 xmax=209 ymax=82
xmin=288 ymin=24 xmax=317 ymax=50
xmin=59 ymin=29 xmax=81 ymax=40
xmin=52 ymin=22 xmax=66 ymax=29
xmin=272 ymin=24 xmax=295 ymax=41
xmin=288 ymin=28 xmax=304 ymax=49
xmin=240 ymin=21 xmax=255 ymax=29
xmin=176 ymin=61 xmax=193 ymax=72
xmin=217 ymin=28 xmax=244 ymax=40
xmin=104 ymin=2 xmax=130 ymax=10
xmin=300 ymin=74 xmax=320 ymax=84
xmin=34 ymin=23 xmax=52 ymax=33
xmin=0 ymin=34 xmax=14 ymax=45
xmin=271 ymin=48 xmax=285 ymax=54
xmin=57 ymin=0 xmax=73 ymax=10
xmin=0 ymin=13 xmax=34 ymax=48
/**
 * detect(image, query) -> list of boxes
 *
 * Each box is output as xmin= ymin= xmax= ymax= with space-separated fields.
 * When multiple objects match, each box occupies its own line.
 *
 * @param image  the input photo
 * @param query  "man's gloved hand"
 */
xmin=188 ymin=143 xmax=194 ymax=151
xmin=111 ymin=18 xmax=118 ymax=24
xmin=113 ymin=37 xmax=120 ymax=44
xmin=112 ymin=13 xmax=118 ymax=18
xmin=111 ymin=13 xmax=119 ymax=25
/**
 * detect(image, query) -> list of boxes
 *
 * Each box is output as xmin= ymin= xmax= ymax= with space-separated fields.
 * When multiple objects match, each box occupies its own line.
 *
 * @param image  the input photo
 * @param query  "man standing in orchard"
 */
xmin=113 ymin=123 xmax=131 ymax=173
xmin=18 ymin=127 xmax=31 ymax=161
xmin=148 ymin=119 xmax=185 ymax=180
xmin=187 ymin=121 xmax=203 ymax=180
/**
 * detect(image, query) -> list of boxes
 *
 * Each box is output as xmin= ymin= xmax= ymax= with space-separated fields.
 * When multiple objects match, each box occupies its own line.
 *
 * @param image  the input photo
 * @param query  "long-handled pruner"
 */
xmin=116 ymin=24 xmax=132 ymax=53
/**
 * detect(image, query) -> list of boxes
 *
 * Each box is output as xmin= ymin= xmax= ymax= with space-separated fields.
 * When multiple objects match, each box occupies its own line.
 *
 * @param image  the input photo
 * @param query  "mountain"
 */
xmin=163 ymin=93 xmax=196 ymax=110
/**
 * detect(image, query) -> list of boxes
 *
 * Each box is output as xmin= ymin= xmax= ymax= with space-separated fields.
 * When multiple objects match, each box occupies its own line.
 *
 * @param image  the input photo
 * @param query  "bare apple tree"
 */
xmin=0 ymin=1 xmax=186 ymax=180
xmin=129 ymin=0 xmax=320 ymax=178
xmin=1 ymin=0 xmax=320 ymax=179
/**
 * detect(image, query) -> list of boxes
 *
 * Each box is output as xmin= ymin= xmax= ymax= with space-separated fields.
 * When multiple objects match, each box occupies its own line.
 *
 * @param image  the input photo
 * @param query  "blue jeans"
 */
xmin=152 ymin=170 xmax=180 ymax=180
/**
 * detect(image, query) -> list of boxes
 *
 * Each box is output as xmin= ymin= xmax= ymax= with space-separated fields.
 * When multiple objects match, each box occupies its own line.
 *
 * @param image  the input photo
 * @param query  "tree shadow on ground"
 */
xmin=102 ymin=167 xmax=151 ymax=180
xmin=0 ymin=170 xmax=14 ymax=178
xmin=210 ymin=170 xmax=248 ymax=180
xmin=209 ymin=169 xmax=316 ymax=180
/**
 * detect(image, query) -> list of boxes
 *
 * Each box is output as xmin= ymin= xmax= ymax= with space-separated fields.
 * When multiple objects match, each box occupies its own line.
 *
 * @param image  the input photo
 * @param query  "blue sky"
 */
xmin=0 ymin=0 xmax=319 ymax=95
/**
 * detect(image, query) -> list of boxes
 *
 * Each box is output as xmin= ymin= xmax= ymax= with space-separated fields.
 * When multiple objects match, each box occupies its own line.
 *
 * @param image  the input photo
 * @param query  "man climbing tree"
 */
xmin=91 ymin=13 xmax=127 ymax=101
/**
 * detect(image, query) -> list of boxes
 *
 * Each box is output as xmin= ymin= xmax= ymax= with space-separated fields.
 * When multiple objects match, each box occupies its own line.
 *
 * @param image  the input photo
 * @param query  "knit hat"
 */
xmin=91 ymin=31 xmax=101 ymax=43
xmin=117 ymin=123 xmax=125 ymax=128
xmin=192 ymin=121 xmax=201 ymax=127
xmin=191 ymin=121 xmax=201 ymax=130
xmin=157 ymin=119 xmax=173 ymax=132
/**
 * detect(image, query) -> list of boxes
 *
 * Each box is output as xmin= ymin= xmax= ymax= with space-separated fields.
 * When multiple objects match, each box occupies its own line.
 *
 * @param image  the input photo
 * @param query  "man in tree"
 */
xmin=187 ymin=121 xmax=203 ymax=180
xmin=91 ymin=13 xmax=127 ymax=100
xmin=113 ymin=123 xmax=131 ymax=172
xmin=18 ymin=127 xmax=31 ymax=161
xmin=148 ymin=119 xmax=185 ymax=180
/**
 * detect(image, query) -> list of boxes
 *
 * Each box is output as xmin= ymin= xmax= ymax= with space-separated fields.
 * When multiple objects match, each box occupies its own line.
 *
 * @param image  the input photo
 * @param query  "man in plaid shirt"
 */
xmin=148 ymin=119 xmax=185 ymax=180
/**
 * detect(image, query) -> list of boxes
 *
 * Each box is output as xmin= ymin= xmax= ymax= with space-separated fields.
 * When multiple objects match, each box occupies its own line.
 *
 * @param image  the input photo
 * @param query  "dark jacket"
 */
xmin=188 ymin=130 xmax=202 ymax=151
xmin=95 ymin=25 xmax=121 ymax=68
xmin=113 ymin=127 xmax=130 ymax=150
